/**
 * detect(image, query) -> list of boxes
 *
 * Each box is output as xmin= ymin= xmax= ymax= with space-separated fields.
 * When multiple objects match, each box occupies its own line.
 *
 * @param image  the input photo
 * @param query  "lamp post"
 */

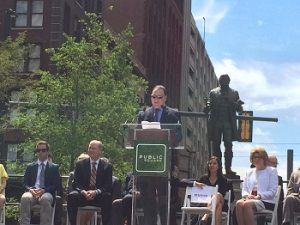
xmin=203 ymin=17 xmax=206 ymax=48
xmin=4 ymin=8 xmax=17 ymax=39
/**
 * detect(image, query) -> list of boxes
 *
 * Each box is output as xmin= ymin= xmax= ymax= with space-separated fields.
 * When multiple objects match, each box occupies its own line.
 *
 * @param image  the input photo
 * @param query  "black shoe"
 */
xmin=282 ymin=222 xmax=290 ymax=225
xmin=198 ymin=220 xmax=208 ymax=225
xmin=226 ymin=168 xmax=237 ymax=175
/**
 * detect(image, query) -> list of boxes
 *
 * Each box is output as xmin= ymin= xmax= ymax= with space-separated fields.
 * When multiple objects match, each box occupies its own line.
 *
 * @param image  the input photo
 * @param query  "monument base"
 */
xmin=225 ymin=173 xmax=240 ymax=180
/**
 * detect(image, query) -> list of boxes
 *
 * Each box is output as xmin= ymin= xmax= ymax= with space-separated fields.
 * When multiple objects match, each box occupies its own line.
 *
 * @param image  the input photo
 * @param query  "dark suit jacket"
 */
xmin=208 ymin=86 xmax=242 ymax=141
xmin=137 ymin=106 xmax=180 ymax=124
xmin=23 ymin=161 xmax=61 ymax=198
xmin=73 ymin=158 xmax=112 ymax=196
xmin=137 ymin=106 xmax=182 ymax=143
xmin=122 ymin=172 xmax=133 ymax=196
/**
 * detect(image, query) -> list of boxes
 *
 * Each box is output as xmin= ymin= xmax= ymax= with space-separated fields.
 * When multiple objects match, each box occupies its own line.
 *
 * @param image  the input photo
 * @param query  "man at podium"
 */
xmin=137 ymin=85 xmax=181 ymax=225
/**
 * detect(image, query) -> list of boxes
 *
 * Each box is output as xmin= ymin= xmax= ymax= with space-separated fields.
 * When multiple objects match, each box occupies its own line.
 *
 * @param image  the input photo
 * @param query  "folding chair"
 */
xmin=30 ymin=201 xmax=56 ymax=225
xmin=76 ymin=206 xmax=102 ymax=225
xmin=254 ymin=186 xmax=281 ymax=225
xmin=180 ymin=185 xmax=218 ymax=225
xmin=0 ymin=204 xmax=5 ymax=225
xmin=0 ymin=190 xmax=5 ymax=225
xmin=221 ymin=190 xmax=231 ymax=225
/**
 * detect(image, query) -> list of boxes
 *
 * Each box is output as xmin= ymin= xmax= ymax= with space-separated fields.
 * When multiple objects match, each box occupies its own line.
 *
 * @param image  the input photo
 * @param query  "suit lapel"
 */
xmin=86 ymin=159 xmax=91 ymax=179
xmin=96 ymin=160 xmax=103 ymax=182
xmin=44 ymin=162 xmax=51 ymax=183
xmin=160 ymin=107 xmax=167 ymax=123
xmin=147 ymin=108 xmax=155 ymax=122
xmin=32 ymin=162 xmax=39 ymax=181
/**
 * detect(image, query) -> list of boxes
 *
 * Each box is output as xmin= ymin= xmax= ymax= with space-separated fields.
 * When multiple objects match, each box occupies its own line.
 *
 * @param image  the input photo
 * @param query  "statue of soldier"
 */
xmin=206 ymin=74 xmax=244 ymax=177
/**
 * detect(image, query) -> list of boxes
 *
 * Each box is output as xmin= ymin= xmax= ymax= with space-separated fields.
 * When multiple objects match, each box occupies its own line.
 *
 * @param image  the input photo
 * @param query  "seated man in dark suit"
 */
xmin=20 ymin=140 xmax=61 ymax=225
xmin=282 ymin=168 xmax=300 ymax=225
xmin=111 ymin=172 xmax=134 ymax=225
xmin=48 ymin=152 xmax=64 ymax=225
xmin=67 ymin=140 xmax=112 ymax=225
xmin=267 ymin=155 xmax=284 ymax=225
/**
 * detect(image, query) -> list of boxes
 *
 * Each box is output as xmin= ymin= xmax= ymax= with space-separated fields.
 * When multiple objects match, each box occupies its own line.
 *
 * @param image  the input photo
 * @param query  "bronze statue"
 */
xmin=206 ymin=74 xmax=244 ymax=177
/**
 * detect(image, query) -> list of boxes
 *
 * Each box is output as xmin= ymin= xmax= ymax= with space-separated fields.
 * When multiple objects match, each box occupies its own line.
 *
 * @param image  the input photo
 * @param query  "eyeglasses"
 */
xmin=253 ymin=155 xmax=262 ymax=159
xmin=151 ymin=95 xmax=164 ymax=100
xmin=36 ymin=148 xmax=48 ymax=153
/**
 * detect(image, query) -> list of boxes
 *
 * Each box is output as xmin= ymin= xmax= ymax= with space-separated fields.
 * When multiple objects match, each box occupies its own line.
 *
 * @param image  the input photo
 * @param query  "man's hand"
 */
xmin=235 ymin=99 xmax=244 ymax=112
xmin=29 ymin=188 xmax=45 ymax=198
xmin=81 ymin=190 xmax=97 ymax=200
xmin=203 ymin=106 xmax=210 ymax=114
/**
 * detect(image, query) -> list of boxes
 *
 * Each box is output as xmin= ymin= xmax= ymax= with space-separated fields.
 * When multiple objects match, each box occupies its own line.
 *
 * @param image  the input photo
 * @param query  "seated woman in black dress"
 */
xmin=179 ymin=156 xmax=234 ymax=225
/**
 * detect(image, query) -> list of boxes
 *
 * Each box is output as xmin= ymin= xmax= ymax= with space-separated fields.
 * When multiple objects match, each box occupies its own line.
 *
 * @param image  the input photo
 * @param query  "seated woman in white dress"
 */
xmin=235 ymin=146 xmax=278 ymax=225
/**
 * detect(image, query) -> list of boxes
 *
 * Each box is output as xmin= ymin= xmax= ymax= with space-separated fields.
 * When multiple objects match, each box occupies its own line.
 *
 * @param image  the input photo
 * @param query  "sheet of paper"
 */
xmin=191 ymin=186 xmax=214 ymax=203
xmin=141 ymin=121 xmax=161 ymax=129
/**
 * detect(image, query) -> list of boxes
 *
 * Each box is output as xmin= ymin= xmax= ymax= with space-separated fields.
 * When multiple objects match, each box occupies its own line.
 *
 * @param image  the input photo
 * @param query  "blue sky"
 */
xmin=192 ymin=0 xmax=300 ymax=181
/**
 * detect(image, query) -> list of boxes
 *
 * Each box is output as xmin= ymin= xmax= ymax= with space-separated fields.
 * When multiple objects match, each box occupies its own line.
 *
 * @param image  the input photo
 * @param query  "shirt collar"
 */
xmin=90 ymin=159 xmax=100 ymax=164
xmin=152 ymin=107 xmax=162 ymax=112
xmin=37 ymin=159 xmax=48 ymax=165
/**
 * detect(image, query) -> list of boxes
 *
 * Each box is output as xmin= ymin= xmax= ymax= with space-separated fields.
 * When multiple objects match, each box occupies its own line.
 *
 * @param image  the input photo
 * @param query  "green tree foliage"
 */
xmin=12 ymin=14 xmax=147 ymax=177
xmin=0 ymin=33 xmax=29 ymax=127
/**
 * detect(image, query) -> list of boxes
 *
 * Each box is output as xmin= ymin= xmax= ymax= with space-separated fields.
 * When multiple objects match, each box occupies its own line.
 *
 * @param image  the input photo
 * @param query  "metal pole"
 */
xmin=4 ymin=8 xmax=17 ymax=39
xmin=287 ymin=149 xmax=293 ymax=181
xmin=203 ymin=17 xmax=206 ymax=47
xmin=178 ymin=111 xmax=278 ymax=122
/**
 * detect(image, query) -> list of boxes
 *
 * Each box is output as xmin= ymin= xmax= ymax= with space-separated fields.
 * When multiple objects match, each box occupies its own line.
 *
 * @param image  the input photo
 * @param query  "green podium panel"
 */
xmin=134 ymin=140 xmax=169 ymax=177
xmin=121 ymin=125 xmax=183 ymax=225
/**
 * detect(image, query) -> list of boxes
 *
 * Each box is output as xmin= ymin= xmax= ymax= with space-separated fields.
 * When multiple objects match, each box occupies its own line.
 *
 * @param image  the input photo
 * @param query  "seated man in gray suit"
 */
xmin=282 ymin=168 xmax=300 ymax=225
xmin=20 ymin=140 xmax=61 ymax=225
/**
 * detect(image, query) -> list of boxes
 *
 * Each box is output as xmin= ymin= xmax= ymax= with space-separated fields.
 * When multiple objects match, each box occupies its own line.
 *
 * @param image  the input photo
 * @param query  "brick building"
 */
xmin=0 ymin=0 xmax=100 ymax=164
xmin=0 ymin=0 xmax=218 ymax=179
xmin=102 ymin=0 xmax=184 ymax=108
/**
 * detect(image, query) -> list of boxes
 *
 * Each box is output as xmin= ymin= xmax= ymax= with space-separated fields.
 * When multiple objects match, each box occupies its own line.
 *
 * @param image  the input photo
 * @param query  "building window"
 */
xmin=7 ymin=144 xmax=18 ymax=161
xmin=15 ymin=0 xmax=44 ymax=27
xmin=9 ymin=91 xmax=34 ymax=128
xmin=189 ymin=67 xmax=194 ymax=80
xmin=188 ymin=87 xmax=193 ymax=98
xmin=18 ymin=44 xmax=41 ymax=73
xmin=10 ymin=91 xmax=23 ymax=123
xmin=187 ymin=128 xmax=192 ymax=138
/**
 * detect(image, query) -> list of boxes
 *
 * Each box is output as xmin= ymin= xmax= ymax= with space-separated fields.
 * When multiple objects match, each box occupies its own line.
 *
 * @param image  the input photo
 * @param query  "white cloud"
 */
xmin=257 ymin=20 xmax=264 ymax=26
xmin=212 ymin=58 xmax=300 ymax=181
xmin=193 ymin=0 xmax=232 ymax=33
xmin=253 ymin=127 xmax=271 ymax=139
xmin=212 ymin=58 xmax=300 ymax=113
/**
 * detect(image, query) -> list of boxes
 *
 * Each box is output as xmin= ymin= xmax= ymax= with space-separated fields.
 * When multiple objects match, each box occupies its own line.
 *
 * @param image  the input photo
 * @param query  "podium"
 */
xmin=123 ymin=123 xmax=183 ymax=225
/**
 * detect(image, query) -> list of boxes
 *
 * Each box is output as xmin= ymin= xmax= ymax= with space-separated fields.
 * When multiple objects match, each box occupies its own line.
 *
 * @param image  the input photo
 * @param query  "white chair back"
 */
xmin=221 ymin=190 xmax=231 ymax=225
xmin=0 ymin=205 xmax=4 ymax=225
xmin=255 ymin=185 xmax=281 ymax=225
xmin=180 ymin=185 xmax=218 ymax=225
xmin=30 ymin=201 xmax=56 ymax=225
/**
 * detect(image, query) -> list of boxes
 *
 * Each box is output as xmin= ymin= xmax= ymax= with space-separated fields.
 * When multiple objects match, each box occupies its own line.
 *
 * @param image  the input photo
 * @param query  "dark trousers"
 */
xmin=54 ymin=195 xmax=63 ymax=225
xmin=211 ymin=123 xmax=233 ymax=169
xmin=67 ymin=191 xmax=111 ymax=225
xmin=111 ymin=194 xmax=132 ymax=225
xmin=140 ymin=176 xmax=168 ymax=225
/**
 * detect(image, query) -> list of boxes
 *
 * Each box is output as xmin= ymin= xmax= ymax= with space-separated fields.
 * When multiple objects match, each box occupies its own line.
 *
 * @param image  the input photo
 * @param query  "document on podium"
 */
xmin=141 ymin=121 xmax=161 ymax=129
xmin=191 ymin=186 xmax=213 ymax=203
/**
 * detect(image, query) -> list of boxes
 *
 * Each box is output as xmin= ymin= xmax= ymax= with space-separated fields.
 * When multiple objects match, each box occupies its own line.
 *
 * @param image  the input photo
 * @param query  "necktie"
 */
xmin=154 ymin=108 xmax=160 ymax=122
xmin=39 ymin=162 xmax=45 ymax=188
xmin=89 ymin=162 xmax=97 ymax=189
